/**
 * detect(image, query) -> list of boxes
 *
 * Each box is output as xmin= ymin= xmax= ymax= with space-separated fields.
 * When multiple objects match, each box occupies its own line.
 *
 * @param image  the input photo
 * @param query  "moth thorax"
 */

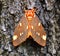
xmin=25 ymin=10 xmax=35 ymax=21
xmin=25 ymin=14 xmax=35 ymax=21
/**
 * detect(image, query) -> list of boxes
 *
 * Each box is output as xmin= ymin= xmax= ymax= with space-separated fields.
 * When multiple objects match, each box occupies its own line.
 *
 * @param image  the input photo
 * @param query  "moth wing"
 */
xmin=12 ymin=16 xmax=28 ymax=46
xmin=31 ymin=15 xmax=46 ymax=46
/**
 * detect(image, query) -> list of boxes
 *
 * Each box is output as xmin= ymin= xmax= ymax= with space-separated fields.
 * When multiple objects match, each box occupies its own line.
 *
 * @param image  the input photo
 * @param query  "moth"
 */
xmin=12 ymin=9 xmax=46 ymax=47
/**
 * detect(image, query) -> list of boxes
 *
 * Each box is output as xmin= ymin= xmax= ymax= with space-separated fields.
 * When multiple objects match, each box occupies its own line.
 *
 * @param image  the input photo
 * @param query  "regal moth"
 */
xmin=12 ymin=9 xmax=46 ymax=47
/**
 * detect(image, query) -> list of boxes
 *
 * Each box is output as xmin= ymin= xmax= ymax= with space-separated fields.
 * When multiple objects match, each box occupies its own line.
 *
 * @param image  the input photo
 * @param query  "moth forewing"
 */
xmin=31 ymin=15 xmax=46 ymax=46
xmin=12 ymin=16 xmax=28 ymax=46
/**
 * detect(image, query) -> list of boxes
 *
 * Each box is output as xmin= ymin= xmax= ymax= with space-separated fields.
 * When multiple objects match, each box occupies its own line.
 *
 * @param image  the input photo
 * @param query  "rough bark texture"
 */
xmin=0 ymin=0 xmax=60 ymax=56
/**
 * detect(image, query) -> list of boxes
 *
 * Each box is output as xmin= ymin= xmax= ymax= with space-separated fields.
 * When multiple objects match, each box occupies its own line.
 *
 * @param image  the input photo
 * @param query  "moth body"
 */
xmin=12 ymin=9 xmax=46 ymax=47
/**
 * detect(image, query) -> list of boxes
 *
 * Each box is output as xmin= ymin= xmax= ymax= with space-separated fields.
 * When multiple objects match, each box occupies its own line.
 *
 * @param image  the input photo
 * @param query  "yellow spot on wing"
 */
xmin=31 ymin=26 xmax=33 ymax=29
xmin=36 ymin=32 xmax=40 ymax=36
xmin=27 ymin=26 xmax=28 ymax=29
xmin=42 ymin=35 xmax=46 ymax=40
xmin=19 ymin=23 xmax=22 ymax=26
xmin=38 ymin=23 xmax=41 ymax=26
xmin=20 ymin=33 xmax=22 ymax=36
xmin=13 ymin=35 xmax=18 ymax=40
xmin=20 ymin=32 xmax=23 ymax=36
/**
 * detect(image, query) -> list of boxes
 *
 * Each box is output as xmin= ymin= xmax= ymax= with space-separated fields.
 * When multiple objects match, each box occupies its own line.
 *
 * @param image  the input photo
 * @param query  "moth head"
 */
xmin=25 ymin=9 xmax=35 ymax=21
